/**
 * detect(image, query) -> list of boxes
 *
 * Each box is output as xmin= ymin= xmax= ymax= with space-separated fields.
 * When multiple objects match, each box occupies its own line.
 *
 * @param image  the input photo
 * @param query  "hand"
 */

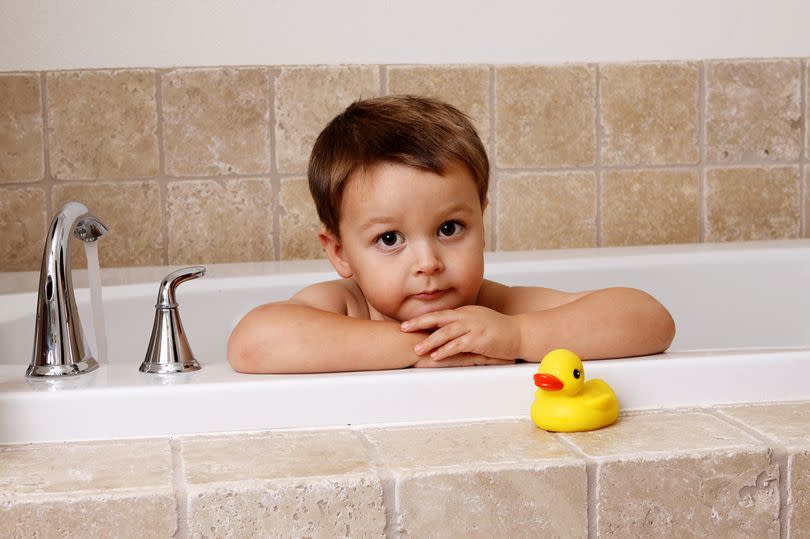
xmin=401 ymin=305 xmax=522 ymax=361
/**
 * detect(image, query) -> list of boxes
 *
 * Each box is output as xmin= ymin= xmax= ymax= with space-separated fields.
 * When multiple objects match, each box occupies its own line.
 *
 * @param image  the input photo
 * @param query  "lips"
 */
xmin=412 ymin=289 xmax=446 ymax=300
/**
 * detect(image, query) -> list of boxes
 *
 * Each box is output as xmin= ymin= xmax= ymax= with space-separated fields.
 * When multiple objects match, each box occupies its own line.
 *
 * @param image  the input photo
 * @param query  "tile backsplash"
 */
xmin=0 ymin=59 xmax=807 ymax=272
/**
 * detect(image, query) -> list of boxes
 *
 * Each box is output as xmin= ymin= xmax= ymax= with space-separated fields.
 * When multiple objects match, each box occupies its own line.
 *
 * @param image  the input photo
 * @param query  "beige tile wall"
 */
xmin=0 ymin=59 xmax=807 ymax=272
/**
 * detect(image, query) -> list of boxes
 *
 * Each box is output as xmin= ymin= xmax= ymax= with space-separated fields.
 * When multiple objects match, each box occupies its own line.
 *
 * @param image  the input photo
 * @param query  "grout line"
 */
xmin=553 ymin=434 xmax=598 ymax=538
xmin=155 ymin=69 xmax=170 ymax=265
xmin=699 ymin=61 xmax=708 ymax=242
xmin=169 ymin=437 xmax=190 ymax=539
xmin=351 ymin=428 xmax=402 ymax=539
xmin=594 ymin=63 xmax=603 ymax=247
xmin=267 ymin=68 xmax=281 ymax=262
xmin=380 ymin=64 xmax=387 ymax=95
xmin=40 ymin=71 xmax=53 ymax=219
xmin=489 ymin=64 xmax=498 ymax=251
xmin=799 ymin=57 xmax=810 ymax=238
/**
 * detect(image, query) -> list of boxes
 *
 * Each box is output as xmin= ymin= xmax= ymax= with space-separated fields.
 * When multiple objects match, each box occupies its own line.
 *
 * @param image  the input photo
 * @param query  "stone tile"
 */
xmin=275 ymin=66 xmax=380 ymax=174
xmin=788 ymin=451 xmax=810 ymax=538
xmin=706 ymin=166 xmax=800 ymax=242
xmin=494 ymin=65 xmax=596 ymax=168
xmin=182 ymin=430 xmax=385 ymax=538
xmin=162 ymin=67 xmax=271 ymax=177
xmin=706 ymin=60 xmax=802 ymax=163
xmin=717 ymin=401 xmax=810 ymax=449
xmin=496 ymin=171 xmax=596 ymax=250
xmin=806 ymin=167 xmax=810 ymax=238
xmin=0 ymin=439 xmax=176 ymax=538
xmin=560 ymin=412 xmax=777 ymax=537
xmin=53 ymin=181 xmax=163 ymax=268
xmin=396 ymin=466 xmax=587 ymax=538
xmin=363 ymin=421 xmax=587 ymax=538
xmin=279 ymin=177 xmax=323 ymax=260
xmin=599 ymin=62 xmax=700 ymax=166
xmin=387 ymin=65 xmax=490 ymax=145
xmin=0 ymin=73 xmax=44 ymax=182
xmin=602 ymin=169 xmax=700 ymax=246
xmin=717 ymin=401 xmax=810 ymax=537
xmin=167 ymin=178 xmax=273 ymax=265
xmin=0 ymin=187 xmax=46 ymax=271
xmin=595 ymin=450 xmax=778 ymax=538
xmin=47 ymin=70 xmax=158 ymax=180
xmin=561 ymin=411 xmax=758 ymax=457
xmin=363 ymin=420 xmax=576 ymax=471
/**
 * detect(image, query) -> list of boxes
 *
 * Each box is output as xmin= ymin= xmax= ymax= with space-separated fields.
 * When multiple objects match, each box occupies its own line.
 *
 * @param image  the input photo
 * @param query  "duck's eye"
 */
xmin=573 ymin=369 xmax=581 ymax=379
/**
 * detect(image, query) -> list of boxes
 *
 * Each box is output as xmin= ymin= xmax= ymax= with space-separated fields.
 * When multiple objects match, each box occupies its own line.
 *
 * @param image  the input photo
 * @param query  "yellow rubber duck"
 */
xmin=530 ymin=349 xmax=619 ymax=432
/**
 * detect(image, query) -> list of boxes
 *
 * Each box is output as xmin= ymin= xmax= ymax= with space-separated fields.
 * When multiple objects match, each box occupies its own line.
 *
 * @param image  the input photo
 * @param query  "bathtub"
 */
xmin=1 ymin=240 xmax=809 ymax=444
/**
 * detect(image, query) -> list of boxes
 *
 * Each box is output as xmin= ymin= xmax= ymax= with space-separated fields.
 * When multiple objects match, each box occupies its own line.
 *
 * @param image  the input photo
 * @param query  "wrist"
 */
xmin=512 ymin=313 xmax=529 ymax=360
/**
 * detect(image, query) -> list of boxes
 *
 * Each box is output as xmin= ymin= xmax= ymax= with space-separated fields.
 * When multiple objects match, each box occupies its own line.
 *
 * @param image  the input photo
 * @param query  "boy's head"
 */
xmin=308 ymin=95 xmax=489 ymax=236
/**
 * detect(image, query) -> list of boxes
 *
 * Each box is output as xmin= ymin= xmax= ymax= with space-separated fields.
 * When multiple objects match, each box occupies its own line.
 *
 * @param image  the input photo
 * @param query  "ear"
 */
xmin=319 ymin=227 xmax=354 ymax=278
xmin=481 ymin=196 xmax=489 ymax=213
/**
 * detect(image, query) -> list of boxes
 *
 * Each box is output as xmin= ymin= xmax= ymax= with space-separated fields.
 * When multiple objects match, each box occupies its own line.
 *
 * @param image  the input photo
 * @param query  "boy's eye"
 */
xmin=438 ymin=221 xmax=463 ymax=237
xmin=376 ymin=231 xmax=403 ymax=249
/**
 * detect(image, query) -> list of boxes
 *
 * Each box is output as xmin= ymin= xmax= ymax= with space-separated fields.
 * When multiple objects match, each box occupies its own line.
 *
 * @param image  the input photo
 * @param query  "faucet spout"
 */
xmin=27 ymin=202 xmax=108 ymax=378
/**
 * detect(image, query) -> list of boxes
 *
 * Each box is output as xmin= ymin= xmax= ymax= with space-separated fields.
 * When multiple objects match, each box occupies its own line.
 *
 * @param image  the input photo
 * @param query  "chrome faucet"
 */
xmin=27 ymin=202 xmax=108 ymax=378
xmin=139 ymin=266 xmax=206 ymax=374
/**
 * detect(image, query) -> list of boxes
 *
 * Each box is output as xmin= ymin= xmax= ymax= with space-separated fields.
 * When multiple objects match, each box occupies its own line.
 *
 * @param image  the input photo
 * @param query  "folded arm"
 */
xmin=402 ymin=282 xmax=676 ymax=362
xmin=227 ymin=301 xmax=423 ymax=373
xmin=226 ymin=280 xmax=512 ymax=373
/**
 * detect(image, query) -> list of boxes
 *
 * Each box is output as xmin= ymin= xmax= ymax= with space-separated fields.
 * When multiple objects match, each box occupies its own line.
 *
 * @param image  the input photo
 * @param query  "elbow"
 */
xmin=227 ymin=322 xmax=261 ymax=373
xmin=638 ymin=289 xmax=676 ymax=354
xmin=226 ymin=306 xmax=285 ymax=374
xmin=654 ymin=308 xmax=676 ymax=354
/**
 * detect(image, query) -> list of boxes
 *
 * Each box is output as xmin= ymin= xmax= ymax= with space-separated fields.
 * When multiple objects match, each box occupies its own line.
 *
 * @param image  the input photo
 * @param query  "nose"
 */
xmin=412 ymin=241 xmax=444 ymax=275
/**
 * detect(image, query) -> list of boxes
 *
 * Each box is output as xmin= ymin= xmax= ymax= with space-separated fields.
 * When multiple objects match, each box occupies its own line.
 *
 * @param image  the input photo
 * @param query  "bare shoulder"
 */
xmin=476 ymin=279 xmax=591 ymax=315
xmin=289 ymin=278 xmax=370 ymax=318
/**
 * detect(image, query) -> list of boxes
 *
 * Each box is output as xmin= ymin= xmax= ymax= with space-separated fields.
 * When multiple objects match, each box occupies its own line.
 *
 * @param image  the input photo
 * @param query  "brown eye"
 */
xmin=380 ymin=232 xmax=398 ymax=246
xmin=438 ymin=221 xmax=463 ymax=237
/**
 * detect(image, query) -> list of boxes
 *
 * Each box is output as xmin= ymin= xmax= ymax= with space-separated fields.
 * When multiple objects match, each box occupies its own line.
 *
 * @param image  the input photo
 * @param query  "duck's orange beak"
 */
xmin=534 ymin=373 xmax=564 ymax=391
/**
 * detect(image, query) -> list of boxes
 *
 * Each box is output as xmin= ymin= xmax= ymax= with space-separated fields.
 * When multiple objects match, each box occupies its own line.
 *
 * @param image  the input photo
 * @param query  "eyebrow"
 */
xmin=358 ymin=217 xmax=396 ymax=231
xmin=357 ymin=202 xmax=478 ymax=231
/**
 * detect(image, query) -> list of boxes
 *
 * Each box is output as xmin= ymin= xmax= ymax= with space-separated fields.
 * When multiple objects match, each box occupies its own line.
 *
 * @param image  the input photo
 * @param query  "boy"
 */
xmin=228 ymin=95 xmax=675 ymax=373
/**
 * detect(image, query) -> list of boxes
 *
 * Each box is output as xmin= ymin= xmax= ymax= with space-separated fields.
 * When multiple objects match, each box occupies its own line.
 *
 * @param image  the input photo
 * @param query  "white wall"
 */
xmin=2 ymin=0 xmax=810 ymax=71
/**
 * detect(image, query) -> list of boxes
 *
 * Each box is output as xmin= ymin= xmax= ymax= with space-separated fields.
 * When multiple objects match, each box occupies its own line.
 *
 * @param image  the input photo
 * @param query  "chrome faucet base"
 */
xmin=139 ymin=359 xmax=200 ymax=374
xmin=27 ymin=357 xmax=99 ymax=378
xmin=139 ymin=266 xmax=206 ymax=375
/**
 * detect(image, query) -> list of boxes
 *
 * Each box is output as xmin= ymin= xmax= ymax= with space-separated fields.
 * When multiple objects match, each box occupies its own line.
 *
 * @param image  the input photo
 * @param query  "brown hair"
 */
xmin=308 ymin=95 xmax=489 ymax=235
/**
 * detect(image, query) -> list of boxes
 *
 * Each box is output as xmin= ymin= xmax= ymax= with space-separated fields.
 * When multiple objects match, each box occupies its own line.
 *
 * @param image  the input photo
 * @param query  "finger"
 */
xmin=413 ymin=356 xmax=476 ymax=368
xmin=400 ymin=310 xmax=458 ymax=332
xmin=428 ymin=335 xmax=471 ymax=361
xmin=414 ymin=324 xmax=469 ymax=356
xmin=442 ymin=353 xmax=514 ymax=366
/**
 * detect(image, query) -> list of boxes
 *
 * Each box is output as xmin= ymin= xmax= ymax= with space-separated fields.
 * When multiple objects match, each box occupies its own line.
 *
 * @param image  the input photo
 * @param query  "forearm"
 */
xmin=515 ymin=287 xmax=675 ymax=361
xmin=227 ymin=302 xmax=425 ymax=373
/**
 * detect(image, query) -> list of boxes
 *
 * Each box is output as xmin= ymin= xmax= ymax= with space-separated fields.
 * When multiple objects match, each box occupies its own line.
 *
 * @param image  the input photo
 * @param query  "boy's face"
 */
xmin=321 ymin=161 xmax=486 ymax=322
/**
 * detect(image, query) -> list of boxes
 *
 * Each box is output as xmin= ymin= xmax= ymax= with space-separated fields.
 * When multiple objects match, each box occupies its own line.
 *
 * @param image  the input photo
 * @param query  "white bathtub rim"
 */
xmin=1 ymin=348 xmax=809 ymax=445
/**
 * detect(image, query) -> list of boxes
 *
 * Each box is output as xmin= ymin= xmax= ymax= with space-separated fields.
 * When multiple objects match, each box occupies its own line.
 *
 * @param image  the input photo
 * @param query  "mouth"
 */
xmin=412 ymin=289 xmax=446 ymax=300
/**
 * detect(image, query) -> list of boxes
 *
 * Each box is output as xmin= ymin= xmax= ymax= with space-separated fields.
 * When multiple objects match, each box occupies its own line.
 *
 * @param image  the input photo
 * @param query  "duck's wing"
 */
xmin=583 ymin=380 xmax=617 ymax=410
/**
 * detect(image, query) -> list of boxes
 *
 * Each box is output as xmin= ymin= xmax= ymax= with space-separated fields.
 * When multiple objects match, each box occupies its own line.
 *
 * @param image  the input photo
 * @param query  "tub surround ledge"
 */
xmin=1 ymin=403 xmax=808 ymax=537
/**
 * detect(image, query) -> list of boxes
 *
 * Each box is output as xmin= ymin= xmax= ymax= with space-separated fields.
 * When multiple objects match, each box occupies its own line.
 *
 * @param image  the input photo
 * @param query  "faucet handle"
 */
xmin=156 ymin=266 xmax=206 ymax=308
xmin=140 ymin=266 xmax=206 ymax=374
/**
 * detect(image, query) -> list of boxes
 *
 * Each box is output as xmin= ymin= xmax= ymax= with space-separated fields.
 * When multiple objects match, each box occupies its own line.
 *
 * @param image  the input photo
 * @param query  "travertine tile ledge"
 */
xmin=1 ymin=402 xmax=808 ymax=538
